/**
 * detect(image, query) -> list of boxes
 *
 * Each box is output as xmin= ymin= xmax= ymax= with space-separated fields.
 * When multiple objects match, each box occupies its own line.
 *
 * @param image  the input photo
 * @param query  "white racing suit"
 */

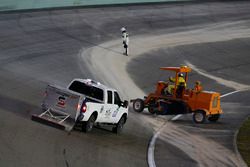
xmin=122 ymin=31 xmax=129 ymax=55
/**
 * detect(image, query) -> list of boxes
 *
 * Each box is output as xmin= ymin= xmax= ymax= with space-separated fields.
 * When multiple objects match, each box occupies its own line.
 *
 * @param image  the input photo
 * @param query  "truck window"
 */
xmin=212 ymin=96 xmax=218 ymax=108
xmin=114 ymin=92 xmax=121 ymax=105
xmin=68 ymin=81 xmax=104 ymax=101
xmin=107 ymin=91 xmax=113 ymax=104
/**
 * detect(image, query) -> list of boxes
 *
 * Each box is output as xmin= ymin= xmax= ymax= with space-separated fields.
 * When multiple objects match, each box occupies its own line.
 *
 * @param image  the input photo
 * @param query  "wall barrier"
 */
xmin=0 ymin=0 xmax=185 ymax=12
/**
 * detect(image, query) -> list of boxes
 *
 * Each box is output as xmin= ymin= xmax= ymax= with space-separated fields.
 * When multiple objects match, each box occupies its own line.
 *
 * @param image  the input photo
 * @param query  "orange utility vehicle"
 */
xmin=132 ymin=66 xmax=222 ymax=123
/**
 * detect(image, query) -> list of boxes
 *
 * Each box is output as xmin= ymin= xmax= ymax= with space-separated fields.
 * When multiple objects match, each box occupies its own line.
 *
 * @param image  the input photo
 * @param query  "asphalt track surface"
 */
xmin=0 ymin=1 xmax=250 ymax=167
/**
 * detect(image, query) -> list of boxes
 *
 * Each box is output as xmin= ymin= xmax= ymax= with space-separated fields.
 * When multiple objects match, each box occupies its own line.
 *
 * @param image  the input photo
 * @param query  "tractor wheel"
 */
xmin=208 ymin=114 xmax=220 ymax=122
xmin=148 ymin=106 xmax=156 ymax=114
xmin=193 ymin=110 xmax=206 ymax=124
xmin=82 ymin=114 xmax=96 ymax=133
xmin=133 ymin=99 xmax=144 ymax=112
xmin=168 ymin=100 xmax=189 ymax=115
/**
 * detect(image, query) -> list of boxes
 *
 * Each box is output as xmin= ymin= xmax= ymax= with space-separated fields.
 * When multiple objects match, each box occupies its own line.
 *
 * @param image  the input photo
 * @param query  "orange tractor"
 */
xmin=132 ymin=66 xmax=223 ymax=123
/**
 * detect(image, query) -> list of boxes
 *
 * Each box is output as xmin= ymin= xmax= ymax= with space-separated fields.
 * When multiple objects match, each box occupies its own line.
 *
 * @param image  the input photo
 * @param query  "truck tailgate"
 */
xmin=32 ymin=85 xmax=84 ymax=131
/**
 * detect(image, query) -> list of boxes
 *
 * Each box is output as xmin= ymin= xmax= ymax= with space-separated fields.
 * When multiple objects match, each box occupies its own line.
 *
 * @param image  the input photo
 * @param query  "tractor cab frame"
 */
xmin=132 ymin=66 xmax=223 ymax=123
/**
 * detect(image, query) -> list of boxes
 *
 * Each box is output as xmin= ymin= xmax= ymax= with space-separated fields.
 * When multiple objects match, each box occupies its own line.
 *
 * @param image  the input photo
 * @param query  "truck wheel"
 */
xmin=82 ymin=114 xmax=96 ymax=133
xmin=113 ymin=116 xmax=126 ymax=134
xmin=133 ymin=99 xmax=144 ymax=112
xmin=193 ymin=110 xmax=206 ymax=124
xmin=208 ymin=114 xmax=220 ymax=122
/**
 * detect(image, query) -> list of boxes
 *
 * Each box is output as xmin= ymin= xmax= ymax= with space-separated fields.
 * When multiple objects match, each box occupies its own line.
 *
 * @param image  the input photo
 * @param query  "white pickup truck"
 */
xmin=32 ymin=79 xmax=129 ymax=133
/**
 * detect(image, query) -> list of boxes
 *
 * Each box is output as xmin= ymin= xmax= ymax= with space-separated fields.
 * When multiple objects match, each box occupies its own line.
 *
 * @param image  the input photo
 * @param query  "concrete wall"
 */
xmin=0 ymin=0 xmax=185 ymax=11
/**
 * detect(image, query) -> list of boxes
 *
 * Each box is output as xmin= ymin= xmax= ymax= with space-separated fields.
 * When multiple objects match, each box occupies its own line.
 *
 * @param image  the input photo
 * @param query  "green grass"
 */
xmin=237 ymin=117 xmax=250 ymax=166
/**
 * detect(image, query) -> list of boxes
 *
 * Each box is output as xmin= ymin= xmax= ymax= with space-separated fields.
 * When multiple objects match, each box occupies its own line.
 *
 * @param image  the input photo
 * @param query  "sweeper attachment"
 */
xmin=31 ymin=85 xmax=83 ymax=131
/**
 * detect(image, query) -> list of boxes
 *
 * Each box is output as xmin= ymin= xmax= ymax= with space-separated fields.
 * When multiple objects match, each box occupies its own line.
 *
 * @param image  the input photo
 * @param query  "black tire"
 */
xmin=193 ymin=110 xmax=206 ymax=124
xmin=167 ymin=100 xmax=189 ymax=115
xmin=113 ymin=116 xmax=126 ymax=134
xmin=148 ymin=106 xmax=156 ymax=114
xmin=82 ymin=114 xmax=96 ymax=133
xmin=133 ymin=99 xmax=144 ymax=112
xmin=208 ymin=114 xmax=220 ymax=122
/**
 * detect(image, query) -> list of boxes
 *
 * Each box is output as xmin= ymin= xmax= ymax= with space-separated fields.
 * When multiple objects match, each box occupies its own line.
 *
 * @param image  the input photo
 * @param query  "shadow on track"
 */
xmin=0 ymin=94 xmax=40 ymax=119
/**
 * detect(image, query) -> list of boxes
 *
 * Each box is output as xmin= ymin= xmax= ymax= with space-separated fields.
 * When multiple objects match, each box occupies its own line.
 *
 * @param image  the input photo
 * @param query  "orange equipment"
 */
xmin=132 ymin=66 xmax=223 ymax=123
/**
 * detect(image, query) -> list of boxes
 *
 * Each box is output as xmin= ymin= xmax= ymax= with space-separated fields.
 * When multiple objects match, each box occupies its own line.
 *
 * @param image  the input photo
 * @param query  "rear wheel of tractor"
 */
xmin=113 ymin=116 xmax=126 ymax=134
xmin=193 ymin=110 xmax=206 ymax=124
xmin=148 ymin=106 xmax=156 ymax=114
xmin=82 ymin=114 xmax=96 ymax=133
xmin=208 ymin=114 xmax=220 ymax=122
xmin=133 ymin=99 xmax=144 ymax=112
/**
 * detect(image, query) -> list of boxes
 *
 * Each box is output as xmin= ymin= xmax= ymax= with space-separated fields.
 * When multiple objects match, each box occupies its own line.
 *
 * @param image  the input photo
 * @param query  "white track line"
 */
xmin=186 ymin=61 xmax=250 ymax=90
xmin=147 ymin=130 xmax=161 ymax=167
xmin=171 ymin=114 xmax=183 ymax=121
xmin=147 ymin=90 xmax=243 ymax=167
xmin=220 ymin=90 xmax=241 ymax=98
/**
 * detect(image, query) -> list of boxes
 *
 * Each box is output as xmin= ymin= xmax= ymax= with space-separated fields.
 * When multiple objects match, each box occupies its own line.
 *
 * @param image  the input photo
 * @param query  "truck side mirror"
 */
xmin=123 ymin=100 xmax=128 ymax=108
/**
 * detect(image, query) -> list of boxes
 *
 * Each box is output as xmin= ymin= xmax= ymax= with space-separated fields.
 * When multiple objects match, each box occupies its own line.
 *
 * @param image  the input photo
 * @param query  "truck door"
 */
xmin=111 ymin=91 xmax=123 ymax=122
xmin=103 ymin=90 xmax=114 ymax=122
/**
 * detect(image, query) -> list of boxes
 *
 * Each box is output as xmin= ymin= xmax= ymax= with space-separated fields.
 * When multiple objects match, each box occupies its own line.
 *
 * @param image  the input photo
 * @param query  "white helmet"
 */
xmin=121 ymin=27 xmax=126 ymax=32
xmin=178 ymin=73 xmax=184 ymax=77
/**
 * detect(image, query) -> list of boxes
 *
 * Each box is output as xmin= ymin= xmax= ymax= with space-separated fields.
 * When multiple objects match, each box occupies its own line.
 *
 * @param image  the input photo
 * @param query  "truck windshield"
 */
xmin=69 ymin=81 xmax=104 ymax=101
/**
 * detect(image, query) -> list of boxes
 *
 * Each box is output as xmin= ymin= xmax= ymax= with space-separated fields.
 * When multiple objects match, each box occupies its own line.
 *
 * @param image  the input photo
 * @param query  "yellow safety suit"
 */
xmin=168 ymin=76 xmax=186 ymax=94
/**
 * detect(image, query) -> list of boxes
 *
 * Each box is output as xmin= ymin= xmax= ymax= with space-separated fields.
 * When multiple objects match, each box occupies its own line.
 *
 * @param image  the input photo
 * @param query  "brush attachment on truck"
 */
xmin=31 ymin=109 xmax=75 ymax=131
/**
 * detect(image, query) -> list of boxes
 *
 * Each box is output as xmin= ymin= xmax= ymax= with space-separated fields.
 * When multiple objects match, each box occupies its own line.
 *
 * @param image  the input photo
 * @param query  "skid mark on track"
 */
xmin=147 ymin=118 xmax=247 ymax=167
xmin=185 ymin=61 xmax=250 ymax=91
xmin=63 ymin=149 xmax=70 ymax=167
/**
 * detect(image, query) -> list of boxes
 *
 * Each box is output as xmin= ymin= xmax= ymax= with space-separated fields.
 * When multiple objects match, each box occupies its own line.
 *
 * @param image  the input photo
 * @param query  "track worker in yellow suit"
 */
xmin=167 ymin=73 xmax=186 ymax=94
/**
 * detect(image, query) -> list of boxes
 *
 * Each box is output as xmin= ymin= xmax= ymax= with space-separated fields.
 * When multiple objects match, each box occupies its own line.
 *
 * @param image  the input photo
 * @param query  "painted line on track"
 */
xmin=220 ymin=90 xmax=241 ymax=98
xmin=147 ymin=90 xmax=242 ymax=167
xmin=147 ymin=130 xmax=161 ymax=167
xmin=171 ymin=114 xmax=182 ymax=121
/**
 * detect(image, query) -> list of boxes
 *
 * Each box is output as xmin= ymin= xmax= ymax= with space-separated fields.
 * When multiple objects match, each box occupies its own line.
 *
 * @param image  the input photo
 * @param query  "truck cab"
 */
xmin=67 ymin=79 xmax=129 ymax=133
xmin=33 ymin=78 xmax=128 ymax=133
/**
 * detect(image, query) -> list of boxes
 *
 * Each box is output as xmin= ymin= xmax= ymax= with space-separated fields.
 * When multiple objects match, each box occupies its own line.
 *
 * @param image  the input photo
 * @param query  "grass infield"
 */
xmin=237 ymin=116 xmax=250 ymax=166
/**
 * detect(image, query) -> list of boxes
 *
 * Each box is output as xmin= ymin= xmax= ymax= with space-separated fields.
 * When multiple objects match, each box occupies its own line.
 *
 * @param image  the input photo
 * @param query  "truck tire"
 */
xmin=113 ymin=116 xmax=126 ymax=134
xmin=193 ymin=110 xmax=206 ymax=124
xmin=208 ymin=114 xmax=220 ymax=122
xmin=82 ymin=114 xmax=96 ymax=133
xmin=133 ymin=99 xmax=144 ymax=112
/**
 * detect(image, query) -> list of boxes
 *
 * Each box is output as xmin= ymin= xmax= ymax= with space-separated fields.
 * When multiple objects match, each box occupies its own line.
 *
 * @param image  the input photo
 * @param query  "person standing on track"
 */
xmin=121 ymin=27 xmax=129 ymax=56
